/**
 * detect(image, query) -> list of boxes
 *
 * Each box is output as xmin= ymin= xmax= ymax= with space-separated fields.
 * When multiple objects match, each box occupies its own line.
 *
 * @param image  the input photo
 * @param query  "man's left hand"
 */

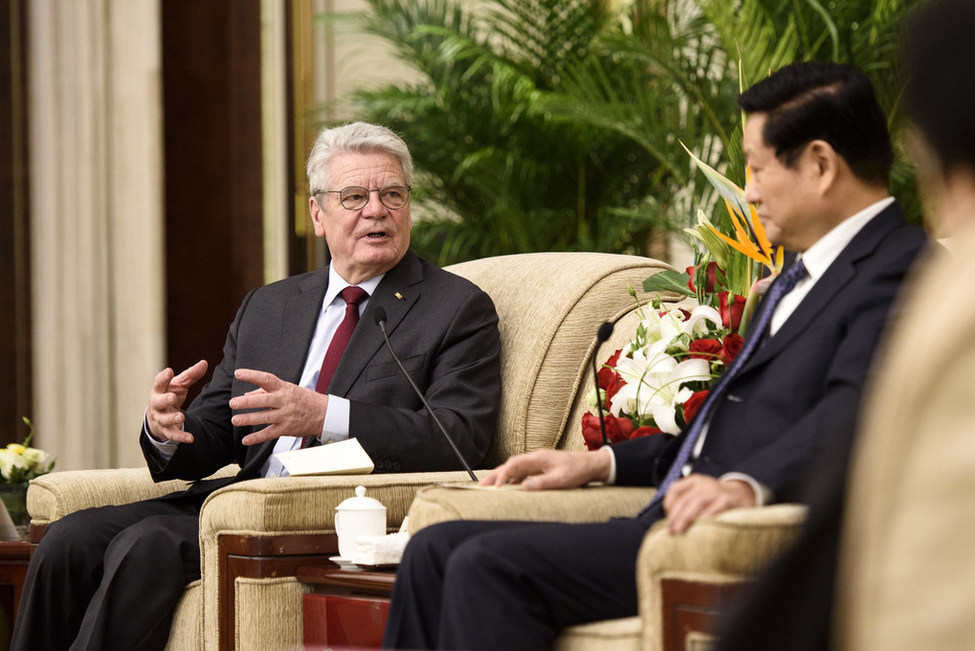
xmin=230 ymin=369 xmax=328 ymax=445
xmin=661 ymin=474 xmax=757 ymax=535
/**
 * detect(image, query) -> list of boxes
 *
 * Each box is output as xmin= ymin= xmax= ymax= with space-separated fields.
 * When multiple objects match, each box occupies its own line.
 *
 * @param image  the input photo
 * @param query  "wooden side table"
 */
xmin=0 ymin=539 xmax=32 ymax=649
xmin=297 ymin=563 xmax=396 ymax=650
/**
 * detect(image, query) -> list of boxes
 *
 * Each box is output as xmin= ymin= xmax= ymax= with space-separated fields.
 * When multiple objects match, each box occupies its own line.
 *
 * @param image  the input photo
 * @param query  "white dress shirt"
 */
xmin=146 ymin=262 xmax=385 ymax=479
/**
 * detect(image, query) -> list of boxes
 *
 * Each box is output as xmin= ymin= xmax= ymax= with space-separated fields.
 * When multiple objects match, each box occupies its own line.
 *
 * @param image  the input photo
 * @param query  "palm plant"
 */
xmin=331 ymin=0 xmax=673 ymax=265
xmin=322 ymin=0 xmax=928 ymax=267
xmin=550 ymin=0 xmax=928 ymax=237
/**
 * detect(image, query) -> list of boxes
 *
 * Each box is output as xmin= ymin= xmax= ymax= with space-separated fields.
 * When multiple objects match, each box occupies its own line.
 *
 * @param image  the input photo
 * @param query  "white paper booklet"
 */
xmin=277 ymin=438 xmax=375 ymax=476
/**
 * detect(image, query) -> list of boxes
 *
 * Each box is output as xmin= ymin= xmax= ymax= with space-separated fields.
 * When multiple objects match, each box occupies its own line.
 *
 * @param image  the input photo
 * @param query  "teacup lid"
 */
xmin=335 ymin=485 xmax=386 ymax=512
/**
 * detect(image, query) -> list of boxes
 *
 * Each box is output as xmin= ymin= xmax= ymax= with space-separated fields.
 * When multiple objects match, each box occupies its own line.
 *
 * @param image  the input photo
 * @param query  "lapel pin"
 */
xmin=394 ymin=292 xmax=404 ymax=300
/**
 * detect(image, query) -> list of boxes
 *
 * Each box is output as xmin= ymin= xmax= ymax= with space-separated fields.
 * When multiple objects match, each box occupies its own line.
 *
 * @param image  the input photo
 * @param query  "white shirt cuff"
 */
xmin=719 ymin=472 xmax=772 ymax=506
xmin=321 ymin=394 xmax=351 ymax=444
xmin=602 ymin=446 xmax=617 ymax=485
xmin=143 ymin=412 xmax=179 ymax=462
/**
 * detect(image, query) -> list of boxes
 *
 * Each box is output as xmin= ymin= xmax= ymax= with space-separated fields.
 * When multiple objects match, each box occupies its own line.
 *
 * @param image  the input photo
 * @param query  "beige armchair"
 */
xmin=409 ymin=488 xmax=805 ymax=651
xmin=26 ymin=251 xmax=677 ymax=651
xmin=404 ymin=304 xmax=809 ymax=651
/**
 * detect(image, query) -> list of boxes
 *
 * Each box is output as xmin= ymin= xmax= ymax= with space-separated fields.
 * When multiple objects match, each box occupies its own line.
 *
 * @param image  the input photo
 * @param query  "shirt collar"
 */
xmin=323 ymin=263 xmax=385 ymax=309
xmin=798 ymin=197 xmax=895 ymax=282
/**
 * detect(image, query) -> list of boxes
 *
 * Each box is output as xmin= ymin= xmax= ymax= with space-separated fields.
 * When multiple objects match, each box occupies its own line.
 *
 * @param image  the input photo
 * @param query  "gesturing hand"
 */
xmin=230 ymin=369 xmax=329 ymax=445
xmin=146 ymin=360 xmax=209 ymax=444
xmin=478 ymin=448 xmax=613 ymax=491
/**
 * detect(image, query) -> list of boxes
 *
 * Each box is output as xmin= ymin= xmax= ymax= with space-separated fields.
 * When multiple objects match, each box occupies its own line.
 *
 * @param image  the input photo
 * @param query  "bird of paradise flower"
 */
xmin=643 ymin=144 xmax=784 ymax=335
xmin=681 ymin=142 xmax=784 ymax=287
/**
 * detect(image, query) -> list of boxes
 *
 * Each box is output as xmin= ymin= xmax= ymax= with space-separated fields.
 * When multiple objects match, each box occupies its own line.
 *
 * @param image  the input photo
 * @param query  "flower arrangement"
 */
xmin=1 ymin=418 xmax=55 ymax=484
xmin=581 ymin=148 xmax=783 ymax=451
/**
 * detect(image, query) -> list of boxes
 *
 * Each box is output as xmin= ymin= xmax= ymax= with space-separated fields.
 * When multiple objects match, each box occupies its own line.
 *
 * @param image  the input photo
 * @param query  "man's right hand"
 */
xmin=478 ymin=448 xmax=613 ymax=491
xmin=145 ymin=360 xmax=209 ymax=444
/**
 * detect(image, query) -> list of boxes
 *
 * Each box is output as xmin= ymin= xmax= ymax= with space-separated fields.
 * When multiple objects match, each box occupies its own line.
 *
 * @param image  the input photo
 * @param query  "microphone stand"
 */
xmin=375 ymin=311 xmax=478 ymax=482
xmin=591 ymin=322 xmax=614 ymax=446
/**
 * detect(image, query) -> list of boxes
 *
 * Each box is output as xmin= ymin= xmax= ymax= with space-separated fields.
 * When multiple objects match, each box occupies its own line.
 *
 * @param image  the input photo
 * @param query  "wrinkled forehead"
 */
xmin=329 ymin=151 xmax=405 ymax=189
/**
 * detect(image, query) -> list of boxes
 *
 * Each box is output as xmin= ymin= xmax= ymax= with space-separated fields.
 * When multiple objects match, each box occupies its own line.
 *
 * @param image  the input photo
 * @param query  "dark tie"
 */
xmin=303 ymin=285 xmax=369 ymax=448
xmin=639 ymin=259 xmax=809 ymax=513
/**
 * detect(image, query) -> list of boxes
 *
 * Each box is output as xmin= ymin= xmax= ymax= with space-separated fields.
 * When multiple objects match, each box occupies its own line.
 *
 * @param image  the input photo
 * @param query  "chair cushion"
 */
xmin=406 ymin=483 xmax=655 ymax=533
xmin=555 ymin=616 xmax=642 ymax=651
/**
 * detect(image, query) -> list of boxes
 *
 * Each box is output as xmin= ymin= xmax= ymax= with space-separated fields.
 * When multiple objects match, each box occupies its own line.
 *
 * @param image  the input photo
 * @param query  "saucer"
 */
xmin=328 ymin=556 xmax=358 ymax=570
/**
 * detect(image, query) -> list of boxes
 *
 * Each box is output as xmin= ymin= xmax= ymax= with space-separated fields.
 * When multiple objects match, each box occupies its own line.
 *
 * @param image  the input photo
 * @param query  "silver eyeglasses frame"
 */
xmin=314 ymin=185 xmax=412 ymax=211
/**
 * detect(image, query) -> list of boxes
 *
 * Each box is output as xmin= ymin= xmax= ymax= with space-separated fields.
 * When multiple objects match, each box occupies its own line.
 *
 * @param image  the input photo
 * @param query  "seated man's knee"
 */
xmin=31 ymin=507 xmax=118 ymax=574
xmin=405 ymin=521 xmax=482 ymax=562
xmin=445 ymin=534 xmax=507 ymax=579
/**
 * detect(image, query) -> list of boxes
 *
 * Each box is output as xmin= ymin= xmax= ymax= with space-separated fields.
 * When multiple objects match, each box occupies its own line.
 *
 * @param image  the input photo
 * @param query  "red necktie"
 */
xmin=303 ymin=285 xmax=369 ymax=448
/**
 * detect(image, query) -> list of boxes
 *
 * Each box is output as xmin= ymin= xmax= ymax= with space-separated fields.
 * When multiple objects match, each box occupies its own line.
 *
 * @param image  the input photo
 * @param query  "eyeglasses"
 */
xmin=315 ymin=185 xmax=412 ymax=211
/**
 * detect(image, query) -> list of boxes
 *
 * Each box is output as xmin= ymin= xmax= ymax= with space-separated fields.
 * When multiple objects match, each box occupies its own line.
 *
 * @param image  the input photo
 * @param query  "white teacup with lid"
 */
xmin=334 ymin=485 xmax=387 ymax=560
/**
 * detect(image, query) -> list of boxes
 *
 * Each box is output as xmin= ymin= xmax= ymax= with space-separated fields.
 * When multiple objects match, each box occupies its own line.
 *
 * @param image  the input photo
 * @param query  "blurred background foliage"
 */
xmin=318 ymin=0 xmax=928 ymax=267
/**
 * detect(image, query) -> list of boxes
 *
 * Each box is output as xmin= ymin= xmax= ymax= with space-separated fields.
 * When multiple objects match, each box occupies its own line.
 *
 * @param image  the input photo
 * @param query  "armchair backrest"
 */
xmin=445 ymin=252 xmax=676 ymax=466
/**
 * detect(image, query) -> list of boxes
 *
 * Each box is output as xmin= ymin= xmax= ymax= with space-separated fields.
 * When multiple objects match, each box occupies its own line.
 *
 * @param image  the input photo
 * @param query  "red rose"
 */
xmin=582 ymin=412 xmax=664 ymax=450
xmin=597 ymin=349 xmax=625 ymax=407
xmin=582 ymin=412 xmax=638 ymax=450
xmin=596 ymin=349 xmax=621 ymax=387
xmin=581 ymin=412 xmax=605 ymax=451
xmin=721 ymin=333 xmax=745 ymax=364
xmin=688 ymin=337 xmax=722 ymax=360
xmin=686 ymin=261 xmax=719 ymax=293
xmin=609 ymin=414 xmax=634 ymax=442
xmin=682 ymin=390 xmax=709 ymax=426
xmin=628 ymin=425 xmax=662 ymax=440
xmin=719 ymin=292 xmax=747 ymax=331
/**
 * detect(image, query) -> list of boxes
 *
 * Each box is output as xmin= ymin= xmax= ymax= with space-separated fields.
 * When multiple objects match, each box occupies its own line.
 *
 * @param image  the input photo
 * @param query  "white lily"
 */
xmin=682 ymin=305 xmax=723 ymax=335
xmin=610 ymin=352 xmax=711 ymax=435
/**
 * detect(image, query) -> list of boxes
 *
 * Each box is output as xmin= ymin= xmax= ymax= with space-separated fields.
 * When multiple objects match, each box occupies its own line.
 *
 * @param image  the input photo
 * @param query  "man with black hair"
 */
xmin=383 ymin=61 xmax=929 ymax=651
xmin=717 ymin=1 xmax=975 ymax=648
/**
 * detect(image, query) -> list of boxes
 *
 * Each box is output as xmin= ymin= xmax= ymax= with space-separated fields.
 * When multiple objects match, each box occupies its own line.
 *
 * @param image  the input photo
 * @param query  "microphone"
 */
xmin=373 ymin=308 xmax=478 ymax=482
xmin=591 ymin=322 xmax=614 ymax=446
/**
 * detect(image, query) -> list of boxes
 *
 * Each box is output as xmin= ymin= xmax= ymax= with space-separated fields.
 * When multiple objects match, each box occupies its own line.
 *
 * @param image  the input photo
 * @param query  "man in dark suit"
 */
xmin=11 ymin=122 xmax=502 ymax=651
xmin=382 ymin=62 xmax=929 ymax=651
xmin=716 ymin=2 xmax=975 ymax=648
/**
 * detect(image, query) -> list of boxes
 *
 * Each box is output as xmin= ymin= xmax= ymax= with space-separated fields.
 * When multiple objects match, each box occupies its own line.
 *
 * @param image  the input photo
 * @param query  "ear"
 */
xmin=309 ymin=195 xmax=327 ymax=239
xmin=806 ymin=140 xmax=838 ymax=194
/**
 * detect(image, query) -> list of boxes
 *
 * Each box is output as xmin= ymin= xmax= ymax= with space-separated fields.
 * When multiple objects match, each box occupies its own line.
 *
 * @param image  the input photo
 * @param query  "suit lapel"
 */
xmin=278 ymin=269 xmax=331 ymax=382
xmin=326 ymin=251 xmax=424 ymax=396
xmin=742 ymin=203 xmax=904 ymax=372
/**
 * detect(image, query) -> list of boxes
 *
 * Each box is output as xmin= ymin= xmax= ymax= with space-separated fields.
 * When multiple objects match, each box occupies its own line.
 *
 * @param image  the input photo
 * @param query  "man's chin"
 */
xmin=353 ymin=247 xmax=407 ymax=274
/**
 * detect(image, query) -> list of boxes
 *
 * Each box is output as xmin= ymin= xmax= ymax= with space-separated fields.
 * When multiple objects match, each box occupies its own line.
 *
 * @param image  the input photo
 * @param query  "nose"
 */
xmin=744 ymin=179 xmax=759 ymax=206
xmin=360 ymin=189 xmax=388 ymax=218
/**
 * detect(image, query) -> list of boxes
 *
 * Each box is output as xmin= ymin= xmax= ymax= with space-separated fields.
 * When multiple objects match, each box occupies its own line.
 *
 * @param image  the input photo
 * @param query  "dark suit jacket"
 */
xmin=140 ymin=251 xmax=502 ymax=490
xmin=612 ymin=202 xmax=928 ymax=506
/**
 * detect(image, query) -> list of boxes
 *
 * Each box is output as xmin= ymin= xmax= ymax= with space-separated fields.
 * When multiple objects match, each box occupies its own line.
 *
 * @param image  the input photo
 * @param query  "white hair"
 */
xmin=306 ymin=122 xmax=414 ymax=194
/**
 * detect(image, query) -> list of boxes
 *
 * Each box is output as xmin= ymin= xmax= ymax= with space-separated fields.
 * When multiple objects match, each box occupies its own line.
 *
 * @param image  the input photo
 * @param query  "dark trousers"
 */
xmin=11 ymin=497 xmax=203 ymax=651
xmin=382 ymin=515 xmax=655 ymax=651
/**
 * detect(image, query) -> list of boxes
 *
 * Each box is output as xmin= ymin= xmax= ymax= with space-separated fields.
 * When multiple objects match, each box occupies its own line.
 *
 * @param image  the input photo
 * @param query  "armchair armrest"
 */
xmin=197 ymin=470 xmax=478 ymax=650
xmin=636 ymin=504 xmax=807 ymax=651
xmin=406 ymin=484 xmax=656 ymax=533
xmin=26 ymin=466 xmax=239 ymax=528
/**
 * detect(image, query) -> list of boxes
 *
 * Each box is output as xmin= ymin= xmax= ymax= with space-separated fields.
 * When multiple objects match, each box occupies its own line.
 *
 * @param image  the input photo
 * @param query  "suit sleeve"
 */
xmin=139 ymin=290 xmax=254 ymax=482
xmin=347 ymin=288 xmax=502 ymax=472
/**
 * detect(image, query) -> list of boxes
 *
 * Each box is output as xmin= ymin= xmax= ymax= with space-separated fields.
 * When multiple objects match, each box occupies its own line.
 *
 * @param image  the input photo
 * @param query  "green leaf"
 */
xmin=643 ymin=270 xmax=694 ymax=297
